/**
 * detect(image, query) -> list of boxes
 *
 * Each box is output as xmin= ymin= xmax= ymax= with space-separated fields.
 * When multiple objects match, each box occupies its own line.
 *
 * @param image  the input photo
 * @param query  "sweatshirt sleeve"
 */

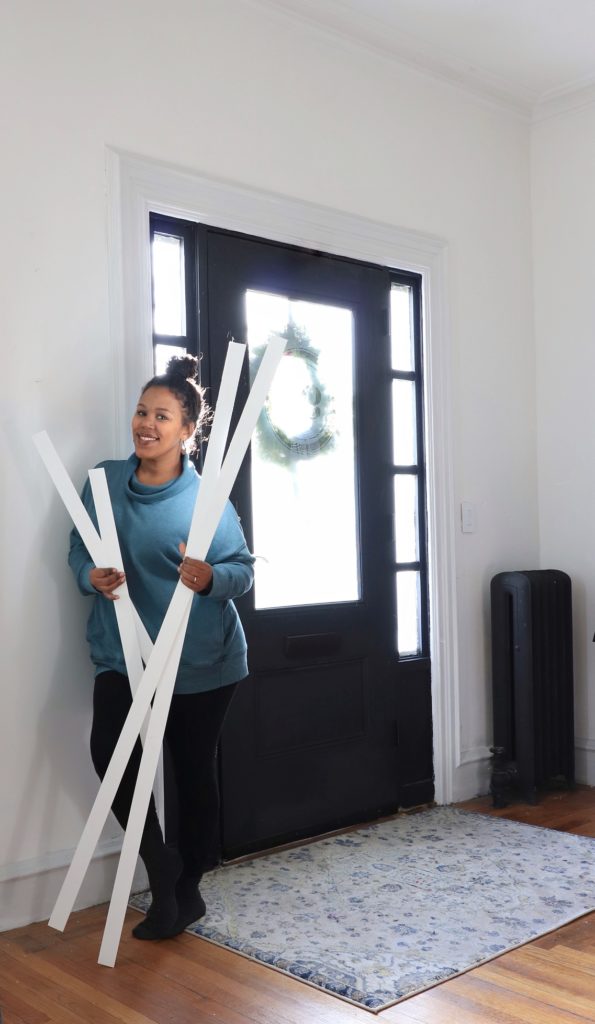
xmin=205 ymin=500 xmax=255 ymax=602
xmin=67 ymin=476 xmax=98 ymax=597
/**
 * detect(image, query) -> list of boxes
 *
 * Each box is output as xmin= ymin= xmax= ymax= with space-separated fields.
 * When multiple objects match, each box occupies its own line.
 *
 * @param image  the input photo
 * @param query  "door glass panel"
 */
xmin=392 ymin=379 xmax=417 ymax=465
xmin=152 ymin=232 xmax=186 ymax=335
xmin=154 ymin=342 xmax=187 ymax=375
xmin=246 ymin=289 xmax=360 ymax=609
xmin=396 ymin=570 xmax=421 ymax=656
xmin=393 ymin=474 xmax=419 ymax=563
xmin=390 ymin=284 xmax=414 ymax=371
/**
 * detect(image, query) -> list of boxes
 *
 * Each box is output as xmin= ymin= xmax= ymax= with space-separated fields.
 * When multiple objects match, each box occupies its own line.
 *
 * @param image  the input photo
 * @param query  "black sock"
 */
xmin=175 ymin=874 xmax=206 ymax=928
xmin=132 ymin=844 xmax=183 ymax=940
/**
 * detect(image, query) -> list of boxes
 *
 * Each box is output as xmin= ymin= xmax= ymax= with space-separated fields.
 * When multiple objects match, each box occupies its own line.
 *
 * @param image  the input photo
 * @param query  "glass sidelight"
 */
xmin=152 ymin=232 xmax=186 ymax=336
xmin=149 ymin=216 xmax=198 ymax=375
xmin=246 ymin=289 xmax=360 ymax=610
xmin=390 ymin=281 xmax=427 ymax=658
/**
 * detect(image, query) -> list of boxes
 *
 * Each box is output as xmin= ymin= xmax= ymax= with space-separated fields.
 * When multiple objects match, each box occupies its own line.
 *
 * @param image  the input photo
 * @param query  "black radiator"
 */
xmin=490 ymin=570 xmax=574 ymax=807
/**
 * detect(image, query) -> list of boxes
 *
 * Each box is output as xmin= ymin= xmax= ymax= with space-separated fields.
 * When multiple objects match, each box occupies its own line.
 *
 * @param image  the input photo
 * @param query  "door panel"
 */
xmin=199 ymin=228 xmax=433 ymax=858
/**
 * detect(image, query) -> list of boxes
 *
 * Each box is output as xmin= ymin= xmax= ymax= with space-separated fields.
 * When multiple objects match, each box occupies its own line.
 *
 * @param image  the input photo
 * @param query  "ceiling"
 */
xmin=255 ymin=0 xmax=595 ymax=116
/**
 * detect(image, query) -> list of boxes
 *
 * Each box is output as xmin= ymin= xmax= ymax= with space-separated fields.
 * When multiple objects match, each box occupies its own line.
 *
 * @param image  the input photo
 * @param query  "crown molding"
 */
xmin=532 ymin=80 xmax=595 ymax=124
xmin=245 ymin=0 xmax=595 ymax=126
xmin=242 ymin=0 xmax=531 ymax=120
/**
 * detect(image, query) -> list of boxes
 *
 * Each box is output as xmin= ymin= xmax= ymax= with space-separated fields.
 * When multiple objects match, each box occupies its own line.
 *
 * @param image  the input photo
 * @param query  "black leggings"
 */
xmin=90 ymin=670 xmax=238 ymax=880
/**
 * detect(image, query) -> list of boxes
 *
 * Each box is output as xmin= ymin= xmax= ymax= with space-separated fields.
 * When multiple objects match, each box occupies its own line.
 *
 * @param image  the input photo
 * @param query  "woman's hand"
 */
xmin=178 ymin=542 xmax=213 ymax=594
xmin=89 ymin=567 xmax=126 ymax=601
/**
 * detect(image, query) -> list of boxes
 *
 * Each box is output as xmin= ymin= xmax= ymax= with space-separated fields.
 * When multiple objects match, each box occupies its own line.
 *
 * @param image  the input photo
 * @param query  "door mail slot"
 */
xmin=284 ymin=632 xmax=342 ymax=659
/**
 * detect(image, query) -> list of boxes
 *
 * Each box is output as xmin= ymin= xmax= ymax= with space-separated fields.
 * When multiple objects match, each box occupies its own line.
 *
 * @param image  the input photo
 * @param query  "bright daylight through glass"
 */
xmin=152 ymin=233 xmax=186 ymax=336
xmin=246 ymin=289 xmax=360 ymax=610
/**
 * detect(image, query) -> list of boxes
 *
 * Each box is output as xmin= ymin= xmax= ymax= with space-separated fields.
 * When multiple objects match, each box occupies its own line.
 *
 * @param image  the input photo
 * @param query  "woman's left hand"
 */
xmin=178 ymin=542 xmax=214 ymax=593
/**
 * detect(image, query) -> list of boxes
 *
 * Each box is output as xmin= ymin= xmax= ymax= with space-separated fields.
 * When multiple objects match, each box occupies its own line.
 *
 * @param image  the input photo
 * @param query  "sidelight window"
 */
xmin=390 ymin=280 xmax=428 ymax=658
xmin=150 ymin=216 xmax=198 ymax=373
xmin=389 ymin=280 xmax=426 ymax=655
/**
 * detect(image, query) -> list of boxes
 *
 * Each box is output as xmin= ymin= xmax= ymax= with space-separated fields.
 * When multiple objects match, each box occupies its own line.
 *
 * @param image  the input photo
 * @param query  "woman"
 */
xmin=69 ymin=354 xmax=254 ymax=940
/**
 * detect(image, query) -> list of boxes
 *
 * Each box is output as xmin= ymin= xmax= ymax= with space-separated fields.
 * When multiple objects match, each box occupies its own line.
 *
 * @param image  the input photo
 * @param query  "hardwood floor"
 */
xmin=3 ymin=788 xmax=595 ymax=1024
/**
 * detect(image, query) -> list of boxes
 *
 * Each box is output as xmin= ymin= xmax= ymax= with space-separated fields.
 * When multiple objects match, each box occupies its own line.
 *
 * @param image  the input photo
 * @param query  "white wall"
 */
xmin=532 ymin=101 xmax=595 ymax=786
xmin=0 ymin=0 xmax=538 ymax=928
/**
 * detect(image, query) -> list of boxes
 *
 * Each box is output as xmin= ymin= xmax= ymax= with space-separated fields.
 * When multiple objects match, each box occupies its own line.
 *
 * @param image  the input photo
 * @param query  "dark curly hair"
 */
xmin=140 ymin=354 xmax=211 ymax=453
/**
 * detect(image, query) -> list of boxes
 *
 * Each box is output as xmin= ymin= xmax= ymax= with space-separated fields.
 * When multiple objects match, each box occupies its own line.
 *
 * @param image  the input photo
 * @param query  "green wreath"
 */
xmin=251 ymin=322 xmax=336 ymax=468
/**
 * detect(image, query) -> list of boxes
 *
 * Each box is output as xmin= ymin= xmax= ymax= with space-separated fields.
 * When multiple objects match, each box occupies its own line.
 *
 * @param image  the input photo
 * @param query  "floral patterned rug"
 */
xmin=129 ymin=807 xmax=595 ymax=1012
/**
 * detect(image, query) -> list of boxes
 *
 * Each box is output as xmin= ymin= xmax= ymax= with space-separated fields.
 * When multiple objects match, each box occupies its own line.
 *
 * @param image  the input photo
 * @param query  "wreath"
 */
xmin=251 ymin=322 xmax=336 ymax=468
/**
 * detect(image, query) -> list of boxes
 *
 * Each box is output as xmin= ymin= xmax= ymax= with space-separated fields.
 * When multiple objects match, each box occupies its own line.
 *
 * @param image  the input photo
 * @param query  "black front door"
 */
xmin=199 ymin=228 xmax=433 ymax=859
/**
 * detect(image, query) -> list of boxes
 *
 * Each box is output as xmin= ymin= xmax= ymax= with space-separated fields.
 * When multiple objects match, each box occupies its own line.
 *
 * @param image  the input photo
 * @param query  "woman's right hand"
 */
xmin=89 ymin=567 xmax=126 ymax=601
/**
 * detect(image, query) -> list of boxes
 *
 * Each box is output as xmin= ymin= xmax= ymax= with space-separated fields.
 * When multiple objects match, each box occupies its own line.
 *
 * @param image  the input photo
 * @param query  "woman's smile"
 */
xmin=136 ymin=431 xmax=160 ymax=445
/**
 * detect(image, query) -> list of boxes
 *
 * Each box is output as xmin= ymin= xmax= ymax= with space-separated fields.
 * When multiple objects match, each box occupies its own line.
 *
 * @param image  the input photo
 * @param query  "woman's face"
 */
xmin=131 ymin=386 xmax=193 ymax=462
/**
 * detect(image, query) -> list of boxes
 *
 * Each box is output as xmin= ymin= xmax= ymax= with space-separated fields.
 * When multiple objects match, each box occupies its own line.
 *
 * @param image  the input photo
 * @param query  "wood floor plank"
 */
xmin=521 ymin=942 xmax=595 ymax=976
xmin=0 ymin=958 xmax=123 ymax=1024
xmin=478 ymin=950 xmax=595 ymax=1017
xmin=1 ymin=929 xmax=259 ymax=1024
xmin=1 ymin=1009 xmax=32 ymax=1024
xmin=153 ymin=933 xmax=368 ymax=1021
xmin=382 ymin=973 xmax=595 ymax=1023
xmin=17 ymin=919 xmax=352 ymax=1024
xmin=121 ymin=935 xmax=364 ymax=1024
xmin=458 ymin=788 xmax=595 ymax=838
xmin=143 ymin=933 xmax=371 ymax=1024
xmin=0 ymin=941 xmax=156 ymax=1024
xmin=533 ymin=913 xmax=595 ymax=952
xmin=0 ymin=965 xmax=51 ymax=1024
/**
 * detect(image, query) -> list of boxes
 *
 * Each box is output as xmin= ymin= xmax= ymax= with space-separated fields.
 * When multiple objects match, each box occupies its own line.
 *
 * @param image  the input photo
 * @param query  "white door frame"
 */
xmin=105 ymin=147 xmax=460 ymax=805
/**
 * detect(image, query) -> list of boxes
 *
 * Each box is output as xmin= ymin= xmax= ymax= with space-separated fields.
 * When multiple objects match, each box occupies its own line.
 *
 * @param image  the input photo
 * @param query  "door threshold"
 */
xmin=222 ymin=801 xmax=436 ymax=867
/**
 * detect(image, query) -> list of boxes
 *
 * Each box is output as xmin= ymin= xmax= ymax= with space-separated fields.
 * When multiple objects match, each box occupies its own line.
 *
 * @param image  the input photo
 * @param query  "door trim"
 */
xmin=106 ymin=146 xmax=460 ymax=804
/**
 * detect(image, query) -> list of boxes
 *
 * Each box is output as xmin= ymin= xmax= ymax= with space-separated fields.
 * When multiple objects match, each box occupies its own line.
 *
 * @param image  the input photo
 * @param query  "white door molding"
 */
xmin=105 ymin=147 xmax=459 ymax=805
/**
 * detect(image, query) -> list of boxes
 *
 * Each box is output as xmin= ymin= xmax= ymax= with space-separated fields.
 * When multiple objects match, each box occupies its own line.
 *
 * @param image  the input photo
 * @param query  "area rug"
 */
xmin=129 ymin=807 xmax=595 ymax=1011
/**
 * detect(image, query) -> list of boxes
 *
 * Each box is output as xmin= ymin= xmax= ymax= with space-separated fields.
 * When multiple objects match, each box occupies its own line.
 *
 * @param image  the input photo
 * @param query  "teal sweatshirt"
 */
xmin=68 ymin=454 xmax=254 ymax=693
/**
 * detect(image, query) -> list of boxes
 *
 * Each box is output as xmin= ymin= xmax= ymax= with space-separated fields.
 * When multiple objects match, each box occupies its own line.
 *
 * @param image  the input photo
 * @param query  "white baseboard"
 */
xmin=450 ymin=741 xmax=594 ymax=804
xmin=459 ymin=745 xmax=492 ymax=767
xmin=0 ymin=838 xmax=148 ymax=933
xmin=452 ymin=747 xmax=492 ymax=802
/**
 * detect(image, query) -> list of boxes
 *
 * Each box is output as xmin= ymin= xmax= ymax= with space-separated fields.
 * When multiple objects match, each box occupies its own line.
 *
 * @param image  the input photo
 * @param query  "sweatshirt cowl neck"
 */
xmin=126 ymin=453 xmax=198 ymax=503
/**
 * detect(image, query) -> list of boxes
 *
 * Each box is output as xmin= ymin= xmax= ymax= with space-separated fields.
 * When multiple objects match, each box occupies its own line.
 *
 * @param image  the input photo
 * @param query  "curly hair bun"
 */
xmin=166 ymin=353 xmax=199 ymax=381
